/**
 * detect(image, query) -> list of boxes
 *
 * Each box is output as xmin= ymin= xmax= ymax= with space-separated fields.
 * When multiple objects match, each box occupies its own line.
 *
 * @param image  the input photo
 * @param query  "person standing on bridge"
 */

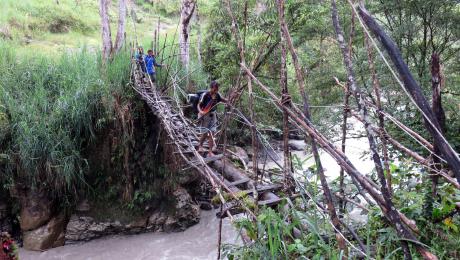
xmin=134 ymin=46 xmax=146 ymax=73
xmin=145 ymin=49 xmax=164 ymax=83
xmin=197 ymin=81 xmax=228 ymax=157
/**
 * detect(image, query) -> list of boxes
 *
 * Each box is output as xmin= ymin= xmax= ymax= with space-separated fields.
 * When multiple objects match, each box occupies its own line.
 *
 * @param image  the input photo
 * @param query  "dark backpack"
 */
xmin=187 ymin=90 xmax=207 ymax=113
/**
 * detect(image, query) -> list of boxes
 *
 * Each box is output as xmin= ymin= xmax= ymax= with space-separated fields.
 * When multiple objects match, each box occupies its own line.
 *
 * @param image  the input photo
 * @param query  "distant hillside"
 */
xmin=0 ymin=0 xmax=182 ymax=54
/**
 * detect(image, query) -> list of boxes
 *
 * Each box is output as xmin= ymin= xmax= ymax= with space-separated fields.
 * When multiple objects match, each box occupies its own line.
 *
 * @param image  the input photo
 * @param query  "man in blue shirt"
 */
xmin=145 ymin=49 xmax=164 ymax=83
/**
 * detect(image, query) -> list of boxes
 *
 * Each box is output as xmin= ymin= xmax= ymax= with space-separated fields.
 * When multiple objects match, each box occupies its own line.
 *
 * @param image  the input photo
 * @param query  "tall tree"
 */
xmin=179 ymin=0 xmax=196 ymax=70
xmin=114 ymin=0 xmax=127 ymax=53
xmin=99 ymin=0 xmax=113 ymax=61
xmin=195 ymin=3 xmax=202 ymax=67
xmin=99 ymin=0 xmax=128 ymax=61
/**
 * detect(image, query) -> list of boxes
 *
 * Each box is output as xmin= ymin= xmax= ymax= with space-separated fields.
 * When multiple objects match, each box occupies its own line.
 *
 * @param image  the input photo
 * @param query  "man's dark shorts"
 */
xmin=149 ymin=73 xmax=156 ymax=83
xmin=198 ymin=112 xmax=217 ymax=133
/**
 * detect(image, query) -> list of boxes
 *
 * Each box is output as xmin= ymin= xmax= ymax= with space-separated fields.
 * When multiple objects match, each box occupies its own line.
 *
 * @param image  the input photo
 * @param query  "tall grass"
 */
xmin=0 ymin=41 xmax=131 ymax=197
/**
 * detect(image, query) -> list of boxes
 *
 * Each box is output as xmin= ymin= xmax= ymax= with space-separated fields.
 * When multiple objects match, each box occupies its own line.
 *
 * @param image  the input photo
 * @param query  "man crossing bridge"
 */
xmin=196 ymin=81 xmax=228 ymax=157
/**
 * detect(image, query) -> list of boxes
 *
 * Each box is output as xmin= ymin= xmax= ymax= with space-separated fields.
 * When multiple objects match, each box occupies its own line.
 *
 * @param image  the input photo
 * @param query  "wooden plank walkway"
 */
xmin=131 ymin=63 xmax=286 ymax=219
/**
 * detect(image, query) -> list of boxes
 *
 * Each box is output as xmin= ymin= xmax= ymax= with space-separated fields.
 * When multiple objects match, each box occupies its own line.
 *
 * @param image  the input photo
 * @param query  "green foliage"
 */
xmin=126 ymin=190 xmax=155 ymax=211
xmin=0 ymin=41 xmax=130 ymax=197
xmin=224 ymin=206 xmax=343 ymax=259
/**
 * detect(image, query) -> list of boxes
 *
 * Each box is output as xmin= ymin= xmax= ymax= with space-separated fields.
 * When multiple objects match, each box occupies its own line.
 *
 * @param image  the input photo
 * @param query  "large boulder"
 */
xmin=19 ymin=190 xmax=53 ymax=231
xmin=169 ymin=187 xmax=200 ymax=231
xmin=147 ymin=187 xmax=200 ymax=232
xmin=75 ymin=199 xmax=90 ymax=213
xmin=65 ymin=215 xmax=118 ymax=242
xmin=23 ymin=213 xmax=66 ymax=251
xmin=65 ymin=187 xmax=200 ymax=243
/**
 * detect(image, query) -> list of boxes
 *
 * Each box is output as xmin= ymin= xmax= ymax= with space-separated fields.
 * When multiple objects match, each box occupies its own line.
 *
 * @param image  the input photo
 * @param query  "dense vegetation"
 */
xmin=0 ymin=0 xmax=459 ymax=258
xmin=0 ymin=41 xmax=130 ymax=196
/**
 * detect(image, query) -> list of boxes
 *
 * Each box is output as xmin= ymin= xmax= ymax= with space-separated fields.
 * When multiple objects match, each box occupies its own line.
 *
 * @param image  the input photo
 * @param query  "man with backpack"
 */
xmin=196 ymin=81 xmax=227 ymax=157
xmin=145 ymin=49 xmax=164 ymax=83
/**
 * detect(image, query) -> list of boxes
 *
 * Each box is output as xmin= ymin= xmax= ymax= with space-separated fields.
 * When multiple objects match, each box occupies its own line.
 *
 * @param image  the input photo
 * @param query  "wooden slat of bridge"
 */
xmin=131 ymin=63 xmax=286 ymax=218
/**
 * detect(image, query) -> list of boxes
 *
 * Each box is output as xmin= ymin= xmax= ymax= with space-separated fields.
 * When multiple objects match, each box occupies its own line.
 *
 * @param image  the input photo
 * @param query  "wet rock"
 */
xmin=163 ymin=216 xmax=179 ymax=232
xmin=23 ymin=213 xmax=66 ymax=251
xmin=246 ymin=147 xmax=254 ymax=159
xmin=229 ymin=146 xmax=250 ymax=164
xmin=199 ymin=201 xmax=213 ymax=211
xmin=147 ymin=187 xmax=200 ymax=232
xmin=288 ymin=140 xmax=306 ymax=151
xmin=65 ymin=215 xmax=97 ymax=241
xmin=65 ymin=187 xmax=200 ymax=243
xmin=126 ymin=217 xmax=148 ymax=233
xmin=172 ymin=187 xmax=200 ymax=228
xmin=20 ymin=191 xmax=53 ymax=231
xmin=148 ymin=211 xmax=166 ymax=227
xmin=177 ymin=169 xmax=201 ymax=185
xmin=65 ymin=215 xmax=120 ymax=242
xmin=288 ymin=132 xmax=304 ymax=140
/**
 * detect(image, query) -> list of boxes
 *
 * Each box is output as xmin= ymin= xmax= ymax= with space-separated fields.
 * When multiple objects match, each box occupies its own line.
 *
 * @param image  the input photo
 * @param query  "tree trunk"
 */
xmin=113 ymin=0 xmax=127 ymax=54
xmin=339 ymin=83 xmax=350 ymax=214
xmin=339 ymin=9 xmax=355 ymax=215
xmin=99 ymin=0 xmax=113 ymax=61
xmin=179 ymin=0 xmax=196 ymax=71
xmin=332 ymin=1 xmax=408 ymax=258
xmin=195 ymin=3 xmax=202 ymax=67
xmin=334 ymin=2 xmax=437 ymax=259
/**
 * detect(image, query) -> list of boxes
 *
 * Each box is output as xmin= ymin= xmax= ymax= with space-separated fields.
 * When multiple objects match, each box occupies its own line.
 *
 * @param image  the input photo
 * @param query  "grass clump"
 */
xmin=0 ymin=41 xmax=131 ymax=198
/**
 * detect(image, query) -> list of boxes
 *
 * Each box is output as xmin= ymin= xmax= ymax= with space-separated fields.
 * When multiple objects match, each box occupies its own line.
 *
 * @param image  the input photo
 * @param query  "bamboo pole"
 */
xmin=279 ymin=21 xmax=293 ymax=192
xmin=364 ymin=34 xmax=392 ymax=193
xmin=277 ymin=0 xmax=347 ymax=254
